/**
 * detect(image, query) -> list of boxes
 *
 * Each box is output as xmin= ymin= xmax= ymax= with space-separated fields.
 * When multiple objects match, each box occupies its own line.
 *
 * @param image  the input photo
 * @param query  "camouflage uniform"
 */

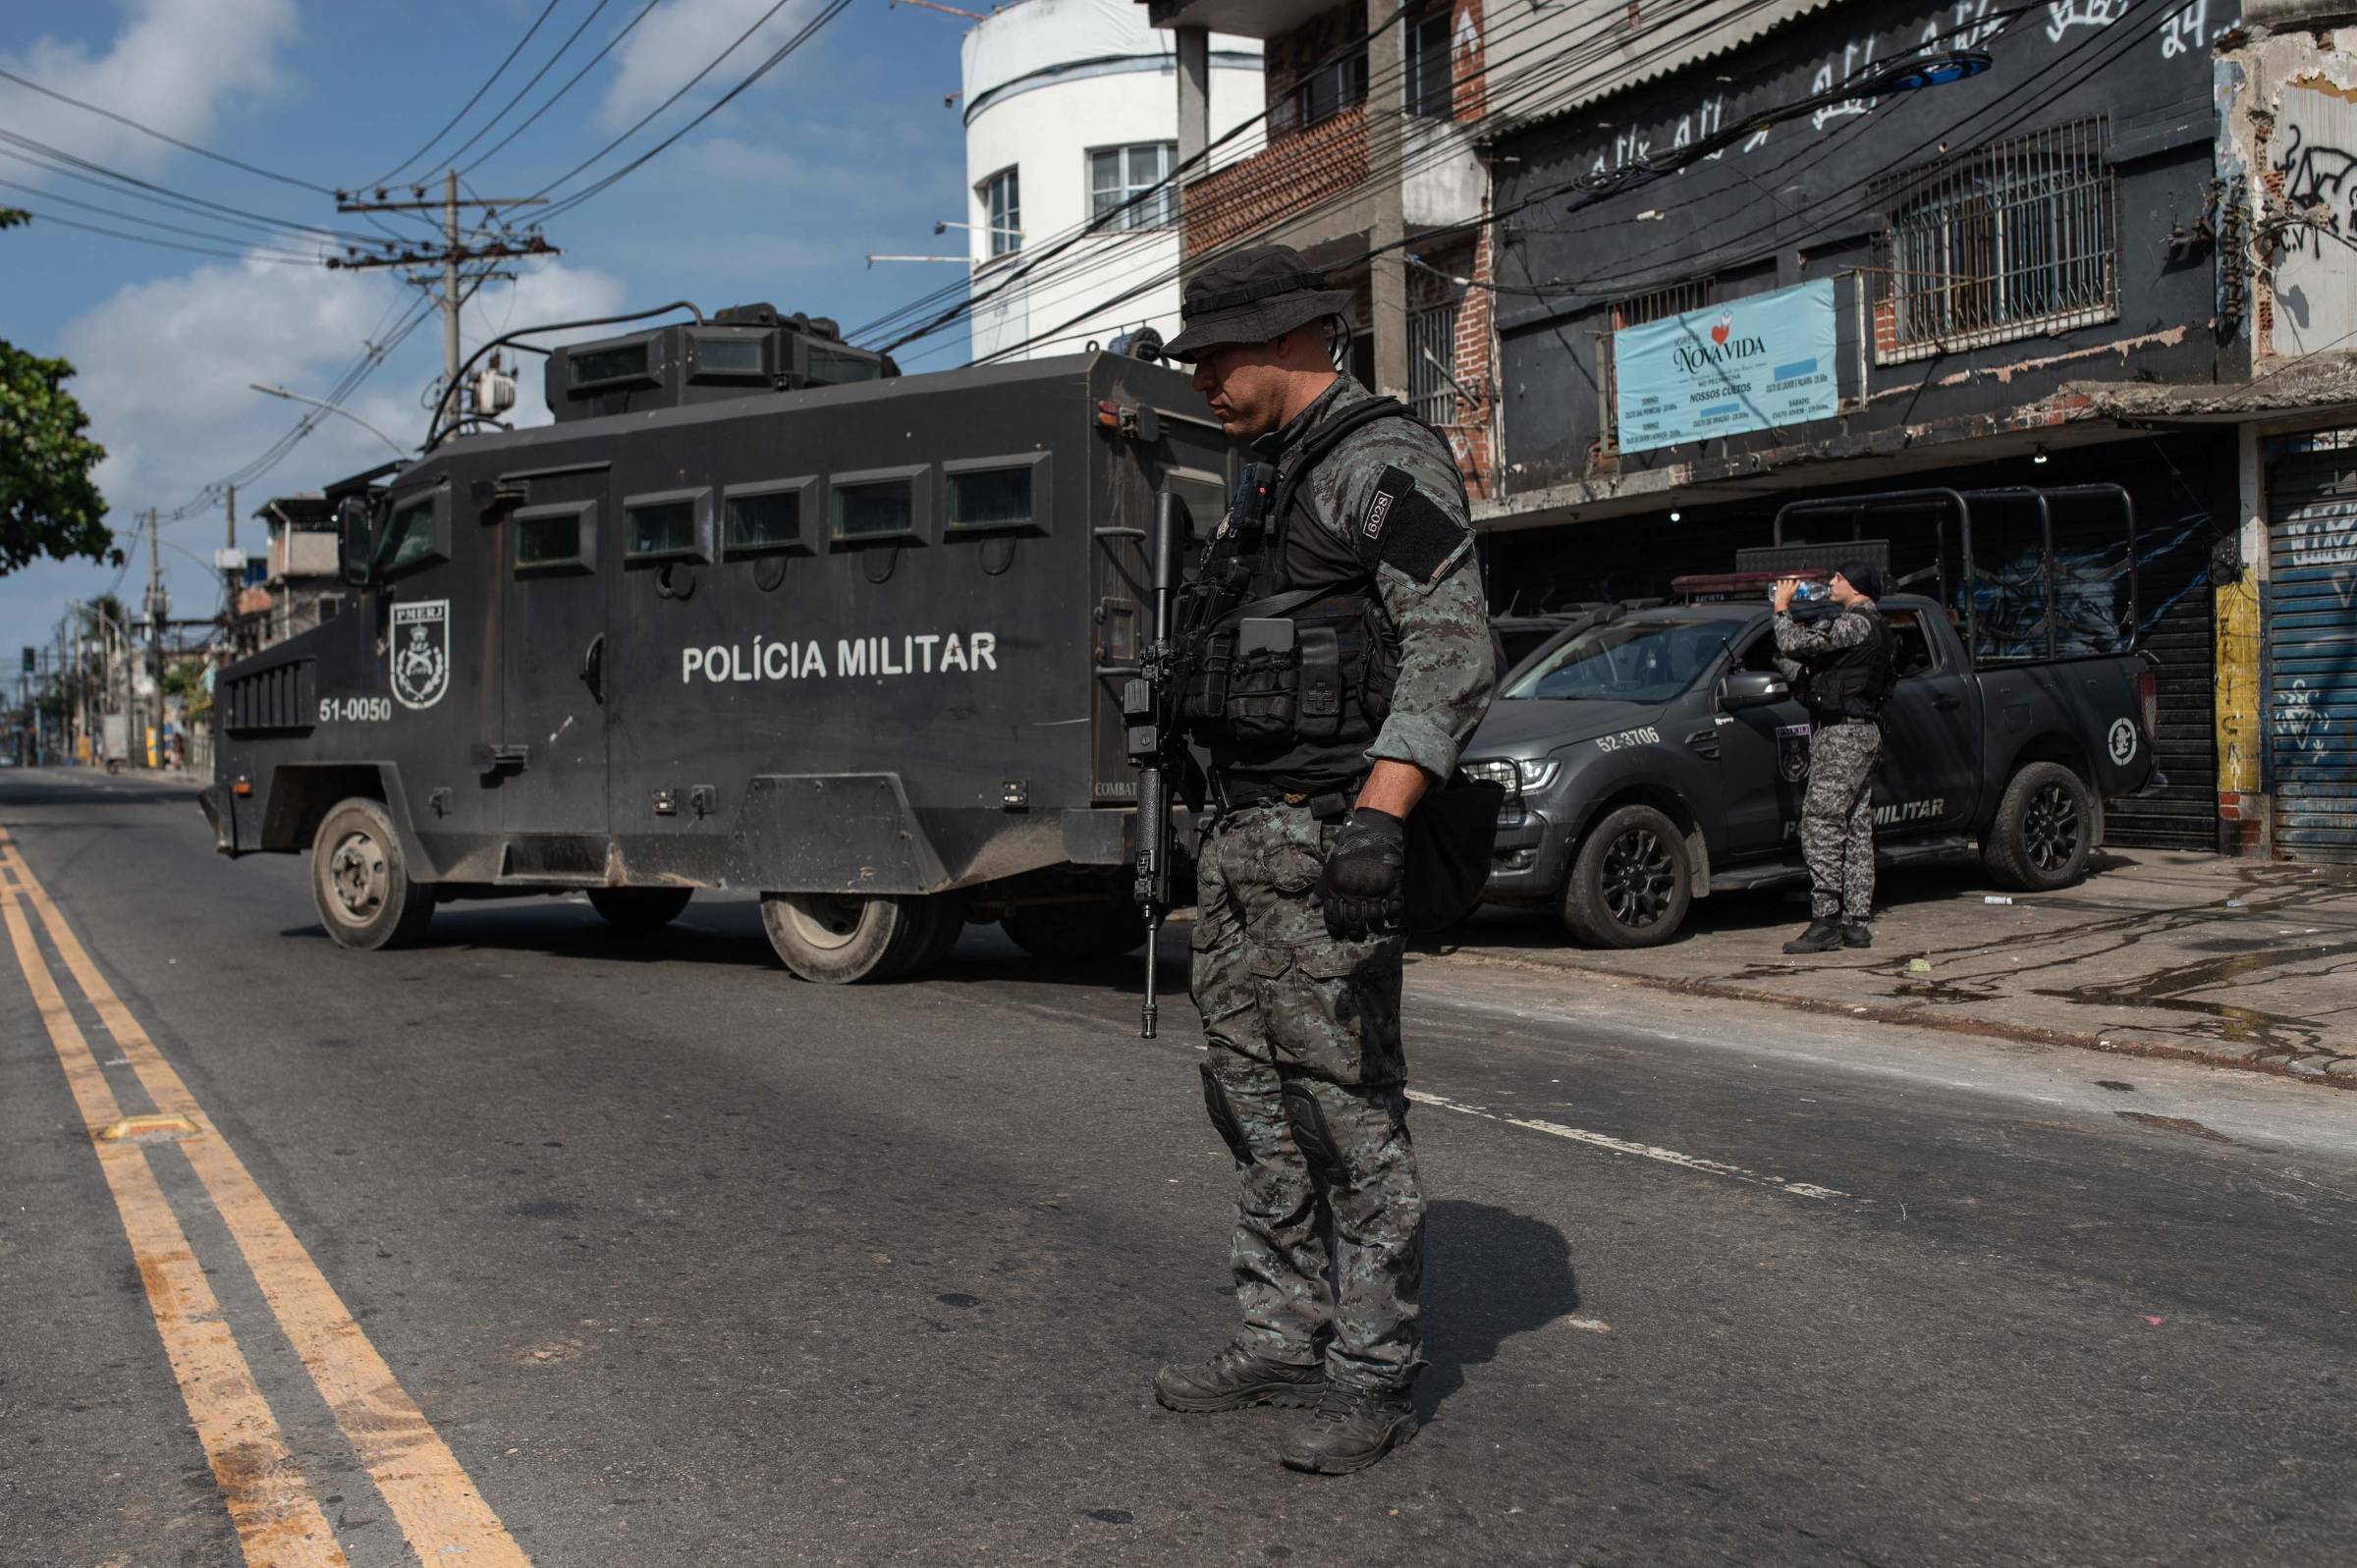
xmin=1775 ymin=607 xmax=1884 ymax=922
xmin=1190 ymin=375 xmax=1497 ymax=1392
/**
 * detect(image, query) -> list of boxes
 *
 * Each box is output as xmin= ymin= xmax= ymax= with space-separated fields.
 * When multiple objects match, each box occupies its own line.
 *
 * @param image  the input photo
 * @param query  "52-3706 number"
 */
xmin=317 ymin=696 xmax=392 ymax=724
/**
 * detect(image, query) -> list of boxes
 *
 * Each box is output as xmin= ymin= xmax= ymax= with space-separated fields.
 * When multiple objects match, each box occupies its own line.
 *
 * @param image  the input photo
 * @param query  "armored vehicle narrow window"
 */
xmin=1164 ymin=469 xmax=1229 ymax=540
xmin=513 ymin=501 xmax=596 ymax=574
xmin=831 ymin=467 xmax=925 ymax=543
xmin=807 ymin=346 xmax=882 ymax=384
xmin=944 ymin=454 xmax=1048 ymax=535
xmin=382 ymin=491 xmax=447 ymax=574
xmin=692 ymin=332 xmax=767 ymax=381
xmin=624 ymin=488 xmax=712 ymax=562
xmin=566 ymin=339 xmax=655 ymax=390
xmin=724 ymin=479 xmax=815 ymax=555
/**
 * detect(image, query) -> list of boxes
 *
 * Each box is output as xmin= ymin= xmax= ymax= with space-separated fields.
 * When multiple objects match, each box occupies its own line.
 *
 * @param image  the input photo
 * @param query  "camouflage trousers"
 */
xmin=1190 ymin=802 xmax=1424 ymax=1392
xmin=1802 ymin=720 xmax=1882 ymax=921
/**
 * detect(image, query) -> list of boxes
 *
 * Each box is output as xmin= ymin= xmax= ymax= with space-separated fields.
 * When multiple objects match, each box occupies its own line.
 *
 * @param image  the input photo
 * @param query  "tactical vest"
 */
xmin=1181 ymin=396 xmax=1425 ymax=794
xmin=1800 ymin=604 xmax=1896 ymax=721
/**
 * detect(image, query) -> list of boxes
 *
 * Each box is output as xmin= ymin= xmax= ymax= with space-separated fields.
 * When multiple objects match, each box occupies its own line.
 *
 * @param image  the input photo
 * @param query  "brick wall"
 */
xmin=1182 ymin=105 xmax=1368 ymax=257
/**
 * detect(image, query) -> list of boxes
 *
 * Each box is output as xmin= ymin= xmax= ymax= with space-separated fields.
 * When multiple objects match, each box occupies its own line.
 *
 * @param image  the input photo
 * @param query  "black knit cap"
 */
xmin=1836 ymin=560 xmax=1886 ymax=601
xmin=1162 ymin=243 xmax=1354 ymax=362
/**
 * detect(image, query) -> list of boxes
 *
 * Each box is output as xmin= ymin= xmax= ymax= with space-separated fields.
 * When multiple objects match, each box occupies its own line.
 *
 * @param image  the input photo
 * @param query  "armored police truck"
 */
xmin=199 ymin=304 xmax=1235 ymax=982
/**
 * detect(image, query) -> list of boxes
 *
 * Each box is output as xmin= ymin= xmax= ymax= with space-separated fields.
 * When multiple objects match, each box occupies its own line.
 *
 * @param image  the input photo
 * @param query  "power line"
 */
xmin=3 ymin=204 xmax=321 ymax=264
xmin=0 ymin=174 xmax=325 ymax=259
xmin=0 ymin=64 xmax=336 ymax=194
xmin=356 ymin=0 xmax=571 ymax=191
xmin=439 ymin=0 xmax=617 ymax=174
xmin=459 ymin=0 xmax=667 ymax=178
xmin=0 ymin=126 xmax=402 ymax=249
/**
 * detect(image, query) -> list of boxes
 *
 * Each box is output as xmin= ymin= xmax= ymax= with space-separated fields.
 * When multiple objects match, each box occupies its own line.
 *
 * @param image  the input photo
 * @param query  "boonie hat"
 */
xmin=1162 ymin=243 xmax=1354 ymax=362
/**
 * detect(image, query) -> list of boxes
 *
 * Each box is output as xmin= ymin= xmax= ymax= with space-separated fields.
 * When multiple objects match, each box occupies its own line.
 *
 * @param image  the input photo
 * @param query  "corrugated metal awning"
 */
xmin=1489 ymin=0 xmax=1848 ymax=137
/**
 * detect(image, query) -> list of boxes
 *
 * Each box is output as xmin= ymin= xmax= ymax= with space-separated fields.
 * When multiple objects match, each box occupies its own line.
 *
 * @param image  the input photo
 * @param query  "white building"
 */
xmin=959 ymin=0 xmax=1262 ymax=362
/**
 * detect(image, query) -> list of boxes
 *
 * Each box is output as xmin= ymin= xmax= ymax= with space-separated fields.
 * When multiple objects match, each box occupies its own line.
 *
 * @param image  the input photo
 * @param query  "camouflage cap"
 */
xmin=1162 ymin=244 xmax=1353 ymax=363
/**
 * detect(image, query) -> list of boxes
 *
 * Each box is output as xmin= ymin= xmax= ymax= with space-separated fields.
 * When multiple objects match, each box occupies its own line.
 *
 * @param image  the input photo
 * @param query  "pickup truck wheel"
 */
xmin=587 ymin=887 xmax=692 ymax=932
xmin=1562 ymin=804 xmax=1692 ymax=948
xmin=310 ymin=797 xmax=435 ymax=950
xmin=1984 ymin=762 xmax=2095 ymax=891
xmin=760 ymin=891 xmax=929 ymax=983
xmin=1001 ymin=890 xmax=1147 ymax=961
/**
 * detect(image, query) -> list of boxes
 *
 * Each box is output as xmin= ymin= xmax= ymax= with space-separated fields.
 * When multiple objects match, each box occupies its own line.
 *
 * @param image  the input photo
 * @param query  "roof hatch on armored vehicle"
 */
xmin=546 ymin=302 xmax=897 ymax=423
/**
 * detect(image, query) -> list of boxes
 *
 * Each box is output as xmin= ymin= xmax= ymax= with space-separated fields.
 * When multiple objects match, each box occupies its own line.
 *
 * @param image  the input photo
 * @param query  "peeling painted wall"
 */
xmin=2219 ymin=26 xmax=2357 ymax=361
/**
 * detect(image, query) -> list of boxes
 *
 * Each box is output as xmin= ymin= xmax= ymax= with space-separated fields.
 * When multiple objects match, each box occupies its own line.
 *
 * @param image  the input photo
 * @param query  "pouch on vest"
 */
xmin=1403 ymin=771 xmax=1507 ymax=934
xmin=1295 ymin=624 xmax=1343 ymax=739
xmin=1223 ymin=618 xmax=1299 ymax=744
xmin=1182 ymin=626 xmax=1236 ymax=725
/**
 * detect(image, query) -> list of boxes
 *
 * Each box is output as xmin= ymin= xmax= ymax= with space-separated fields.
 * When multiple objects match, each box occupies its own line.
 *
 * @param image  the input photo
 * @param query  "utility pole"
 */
xmin=333 ymin=173 xmax=555 ymax=431
xmin=145 ymin=507 xmax=162 ymax=769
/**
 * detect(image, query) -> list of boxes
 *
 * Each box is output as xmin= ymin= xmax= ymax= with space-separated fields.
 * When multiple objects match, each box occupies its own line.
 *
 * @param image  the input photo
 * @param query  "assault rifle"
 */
xmin=1124 ymin=490 xmax=1193 ymax=1040
xmin=1125 ymin=466 xmax=1278 ymax=1037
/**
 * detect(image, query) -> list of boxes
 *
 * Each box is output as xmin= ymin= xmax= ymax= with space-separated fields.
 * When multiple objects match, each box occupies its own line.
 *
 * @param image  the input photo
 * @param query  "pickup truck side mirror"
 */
xmin=1721 ymin=670 xmax=1789 ymax=711
xmin=336 ymin=496 xmax=374 ymax=589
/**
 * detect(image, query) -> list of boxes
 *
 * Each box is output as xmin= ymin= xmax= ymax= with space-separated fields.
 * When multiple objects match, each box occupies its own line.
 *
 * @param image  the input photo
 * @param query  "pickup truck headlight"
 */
xmin=1462 ymin=758 xmax=1559 ymax=795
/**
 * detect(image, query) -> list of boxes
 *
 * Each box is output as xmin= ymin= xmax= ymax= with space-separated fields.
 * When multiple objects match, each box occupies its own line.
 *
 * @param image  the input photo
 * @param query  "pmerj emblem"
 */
xmin=389 ymin=599 xmax=451 ymax=710
xmin=1776 ymin=722 xmax=1814 ymax=783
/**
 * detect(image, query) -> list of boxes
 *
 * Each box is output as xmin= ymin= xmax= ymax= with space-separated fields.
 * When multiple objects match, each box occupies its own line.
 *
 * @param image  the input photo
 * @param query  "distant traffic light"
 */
xmin=20 ymin=647 xmax=31 ymax=674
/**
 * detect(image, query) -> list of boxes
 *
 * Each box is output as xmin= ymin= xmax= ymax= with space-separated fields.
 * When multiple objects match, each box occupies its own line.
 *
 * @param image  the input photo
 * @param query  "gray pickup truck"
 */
xmin=1463 ymin=534 xmax=2162 ymax=946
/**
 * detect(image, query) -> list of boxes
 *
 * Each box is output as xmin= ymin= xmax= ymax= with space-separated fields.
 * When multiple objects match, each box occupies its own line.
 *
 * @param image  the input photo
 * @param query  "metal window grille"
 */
xmin=1874 ymin=118 xmax=2116 ymax=361
xmin=1090 ymin=143 xmax=1175 ymax=231
xmin=1410 ymin=299 xmax=1462 ymax=425
xmin=1599 ymin=280 xmax=1714 ymax=451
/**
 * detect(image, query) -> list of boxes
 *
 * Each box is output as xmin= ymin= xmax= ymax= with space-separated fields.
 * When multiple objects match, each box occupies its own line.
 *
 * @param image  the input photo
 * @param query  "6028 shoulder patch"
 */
xmin=1359 ymin=463 xmax=1467 ymax=583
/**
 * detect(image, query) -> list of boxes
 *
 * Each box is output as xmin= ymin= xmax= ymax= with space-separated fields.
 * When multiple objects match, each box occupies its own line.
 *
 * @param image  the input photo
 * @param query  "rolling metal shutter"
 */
xmin=2267 ymin=437 xmax=2357 ymax=863
xmin=2100 ymin=511 xmax=2218 ymax=850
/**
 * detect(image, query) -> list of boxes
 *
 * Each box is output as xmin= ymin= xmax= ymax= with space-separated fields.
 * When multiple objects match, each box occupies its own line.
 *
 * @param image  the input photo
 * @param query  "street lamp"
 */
xmin=247 ymin=384 xmax=411 ymax=460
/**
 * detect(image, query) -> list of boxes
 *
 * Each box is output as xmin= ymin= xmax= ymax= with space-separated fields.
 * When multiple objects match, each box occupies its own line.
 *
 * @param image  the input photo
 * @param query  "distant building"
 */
xmin=961 ymin=0 xmax=1263 ymax=360
xmin=240 ymin=494 xmax=346 ymax=652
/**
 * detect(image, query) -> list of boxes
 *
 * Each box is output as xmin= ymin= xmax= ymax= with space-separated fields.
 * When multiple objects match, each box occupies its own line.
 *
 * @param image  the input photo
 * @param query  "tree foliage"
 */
xmin=1 ymin=208 xmax=116 ymax=576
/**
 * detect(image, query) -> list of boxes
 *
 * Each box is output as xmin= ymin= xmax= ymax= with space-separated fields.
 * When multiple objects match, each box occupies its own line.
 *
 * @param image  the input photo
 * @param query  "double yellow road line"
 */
xmin=0 ymin=828 xmax=531 ymax=1567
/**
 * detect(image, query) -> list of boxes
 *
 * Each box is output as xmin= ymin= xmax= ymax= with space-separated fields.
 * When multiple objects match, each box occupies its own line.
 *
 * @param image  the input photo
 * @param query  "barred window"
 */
xmin=1292 ymin=49 xmax=1368 ymax=131
xmin=1599 ymin=281 xmax=1714 ymax=452
xmin=1410 ymin=299 xmax=1461 ymax=425
xmin=1875 ymin=119 xmax=2116 ymax=361
xmin=1403 ymin=10 xmax=1454 ymax=120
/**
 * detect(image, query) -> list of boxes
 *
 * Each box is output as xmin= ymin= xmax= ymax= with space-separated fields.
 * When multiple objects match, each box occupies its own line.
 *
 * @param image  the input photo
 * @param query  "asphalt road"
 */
xmin=3 ymin=767 xmax=2353 ymax=1568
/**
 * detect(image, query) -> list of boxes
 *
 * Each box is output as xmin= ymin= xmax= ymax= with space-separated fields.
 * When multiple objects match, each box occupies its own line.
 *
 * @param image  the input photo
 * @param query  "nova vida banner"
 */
xmin=1615 ymin=279 xmax=1839 ymax=455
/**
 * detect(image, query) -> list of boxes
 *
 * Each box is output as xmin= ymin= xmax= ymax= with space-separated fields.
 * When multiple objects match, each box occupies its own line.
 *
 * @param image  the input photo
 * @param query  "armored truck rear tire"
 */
xmin=1984 ymin=761 xmax=2095 ymax=892
xmin=1562 ymin=803 xmax=1692 ymax=948
xmin=311 ymin=797 xmax=436 ymax=951
xmin=587 ymin=887 xmax=693 ymax=932
xmin=760 ymin=890 xmax=944 ymax=983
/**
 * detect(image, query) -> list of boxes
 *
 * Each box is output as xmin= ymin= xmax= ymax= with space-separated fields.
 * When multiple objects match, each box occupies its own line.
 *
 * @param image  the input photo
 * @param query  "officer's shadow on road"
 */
xmin=1417 ymin=1198 xmax=1581 ymax=1422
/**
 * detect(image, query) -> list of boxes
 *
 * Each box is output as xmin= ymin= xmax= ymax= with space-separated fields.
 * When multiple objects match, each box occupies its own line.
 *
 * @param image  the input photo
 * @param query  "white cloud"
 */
xmin=597 ymin=0 xmax=820 ymax=130
xmin=0 ymin=0 xmax=301 ymax=178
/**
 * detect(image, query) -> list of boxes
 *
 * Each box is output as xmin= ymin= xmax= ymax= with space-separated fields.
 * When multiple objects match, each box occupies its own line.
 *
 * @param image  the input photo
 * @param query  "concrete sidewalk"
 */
xmin=1428 ymin=848 xmax=2357 ymax=1084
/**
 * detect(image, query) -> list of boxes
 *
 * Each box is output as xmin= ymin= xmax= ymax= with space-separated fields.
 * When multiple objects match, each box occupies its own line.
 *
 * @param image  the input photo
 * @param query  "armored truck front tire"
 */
xmin=1983 ymin=761 xmax=2096 ymax=892
xmin=760 ymin=890 xmax=955 ymax=983
xmin=310 ymin=797 xmax=436 ymax=951
xmin=1562 ymin=803 xmax=1693 ymax=948
xmin=587 ymin=887 xmax=694 ymax=932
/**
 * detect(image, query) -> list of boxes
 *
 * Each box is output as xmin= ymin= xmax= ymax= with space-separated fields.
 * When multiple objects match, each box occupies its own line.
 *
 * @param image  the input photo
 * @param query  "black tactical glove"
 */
xmin=1320 ymin=806 xmax=1406 ymax=941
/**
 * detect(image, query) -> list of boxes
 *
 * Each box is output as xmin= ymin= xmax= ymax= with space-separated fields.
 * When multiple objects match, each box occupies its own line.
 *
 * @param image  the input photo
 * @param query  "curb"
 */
xmin=1422 ymin=946 xmax=2357 ymax=1091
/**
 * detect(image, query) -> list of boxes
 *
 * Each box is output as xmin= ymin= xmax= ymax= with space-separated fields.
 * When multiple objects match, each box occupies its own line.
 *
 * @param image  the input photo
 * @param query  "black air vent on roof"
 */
xmin=543 ymin=306 xmax=898 ymax=423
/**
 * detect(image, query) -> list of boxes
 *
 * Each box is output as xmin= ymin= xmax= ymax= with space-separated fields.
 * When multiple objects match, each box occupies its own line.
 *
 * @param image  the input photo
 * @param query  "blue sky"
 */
xmin=1 ymin=0 xmax=977 ymax=651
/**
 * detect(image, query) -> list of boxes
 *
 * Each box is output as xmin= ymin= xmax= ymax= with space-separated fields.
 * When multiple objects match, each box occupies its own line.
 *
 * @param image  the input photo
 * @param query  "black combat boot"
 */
xmin=1153 ymin=1345 xmax=1324 ymax=1414
xmin=1782 ymin=918 xmax=1843 ymax=954
xmin=1279 ymin=1382 xmax=1417 ymax=1474
xmin=1841 ymin=920 xmax=1872 ymax=948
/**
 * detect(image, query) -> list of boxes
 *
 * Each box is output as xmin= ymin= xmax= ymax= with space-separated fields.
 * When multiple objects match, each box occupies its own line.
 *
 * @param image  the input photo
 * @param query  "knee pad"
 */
xmin=1281 ymin=1079 xmax=1343 ymax=1177
xmin=1199 ymin=1062 xmax=1253 ymax=1166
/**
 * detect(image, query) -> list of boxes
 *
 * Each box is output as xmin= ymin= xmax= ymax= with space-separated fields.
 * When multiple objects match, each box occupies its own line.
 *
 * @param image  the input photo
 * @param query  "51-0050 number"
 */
xmin=318 ymin=696 xmax=392 ymax=724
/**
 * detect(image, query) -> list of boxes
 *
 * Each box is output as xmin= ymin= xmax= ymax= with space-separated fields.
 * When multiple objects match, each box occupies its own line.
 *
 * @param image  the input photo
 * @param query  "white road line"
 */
xmin=1406 ymin=1089 xmax=1856 ymax=1202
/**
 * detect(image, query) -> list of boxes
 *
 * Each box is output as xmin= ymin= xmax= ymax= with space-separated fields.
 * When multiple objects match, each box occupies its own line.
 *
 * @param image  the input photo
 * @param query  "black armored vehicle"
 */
xmin=200 ymin=304 xmax=1234 ymax=981
xmin=1461 ymin=487 xmax=2165 ymax=946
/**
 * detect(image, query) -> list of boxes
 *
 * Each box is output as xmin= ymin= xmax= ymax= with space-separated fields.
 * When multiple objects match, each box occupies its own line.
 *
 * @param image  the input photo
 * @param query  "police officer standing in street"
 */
xmin=1149 ymin=245 xmax=1497 ymax=1474
xmin=1771 ymin=564 xmax=1895 ymax=953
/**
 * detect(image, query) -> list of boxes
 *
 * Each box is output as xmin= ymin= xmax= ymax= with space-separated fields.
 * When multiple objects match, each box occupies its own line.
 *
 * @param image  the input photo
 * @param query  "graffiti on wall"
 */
xmin=2270 ymin=81 xmax=2357 ymax=355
